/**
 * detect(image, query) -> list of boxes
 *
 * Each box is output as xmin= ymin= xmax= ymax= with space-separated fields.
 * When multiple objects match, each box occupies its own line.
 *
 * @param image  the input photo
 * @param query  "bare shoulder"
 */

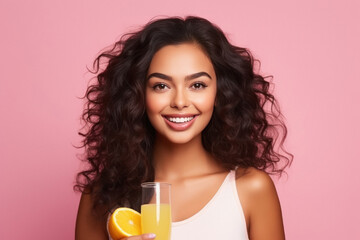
xmin=75 ymin=192 xmax=108 ymax=240
xmin=235 ymin=167 xmax=277 ymax=197
xmin=235 ymin=167 xmax=285 ymax=240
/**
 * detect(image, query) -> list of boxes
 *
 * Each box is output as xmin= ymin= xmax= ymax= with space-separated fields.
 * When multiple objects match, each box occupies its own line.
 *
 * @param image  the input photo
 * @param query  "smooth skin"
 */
xmin=75 ymin=43 xmax=285 ymax=240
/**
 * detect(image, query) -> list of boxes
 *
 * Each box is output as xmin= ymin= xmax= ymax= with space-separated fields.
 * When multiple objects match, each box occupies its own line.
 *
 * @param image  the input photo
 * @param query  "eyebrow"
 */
xmin=147 ymin=72 xmax=212 ymax=81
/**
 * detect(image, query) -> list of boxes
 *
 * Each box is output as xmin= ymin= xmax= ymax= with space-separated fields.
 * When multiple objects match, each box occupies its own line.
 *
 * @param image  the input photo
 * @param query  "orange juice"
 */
xmin=141 ymin=204 xmax=171 ymax=240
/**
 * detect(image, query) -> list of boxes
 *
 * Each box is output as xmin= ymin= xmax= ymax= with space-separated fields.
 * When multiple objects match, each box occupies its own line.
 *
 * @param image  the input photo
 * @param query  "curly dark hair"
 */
xmin=75 ymin=16 xmax=293 ymax=214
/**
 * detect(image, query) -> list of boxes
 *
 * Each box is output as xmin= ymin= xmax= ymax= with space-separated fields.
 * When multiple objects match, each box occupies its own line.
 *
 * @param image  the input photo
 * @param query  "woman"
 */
xmin=75 ymin=16 xmax=292 ymax=240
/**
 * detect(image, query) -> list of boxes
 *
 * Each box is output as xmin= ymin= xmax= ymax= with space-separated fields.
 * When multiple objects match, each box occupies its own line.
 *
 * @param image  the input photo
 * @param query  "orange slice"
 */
xmin=108 ymin=207 xmax=141 ymax=239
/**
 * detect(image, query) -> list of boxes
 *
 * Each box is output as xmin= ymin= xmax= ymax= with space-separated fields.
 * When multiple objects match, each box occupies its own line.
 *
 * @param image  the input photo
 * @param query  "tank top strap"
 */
xmin=171 ymin=169 xmax=249 ymax=240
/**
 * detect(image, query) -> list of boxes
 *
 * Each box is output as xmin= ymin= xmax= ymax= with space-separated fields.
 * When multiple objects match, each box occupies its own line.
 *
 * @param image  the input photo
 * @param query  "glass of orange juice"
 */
xmin=141 ymin=182 xmax=172 ymax=240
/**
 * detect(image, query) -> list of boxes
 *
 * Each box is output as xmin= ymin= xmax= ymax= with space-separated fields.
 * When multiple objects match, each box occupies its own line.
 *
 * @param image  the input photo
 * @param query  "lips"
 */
xmin=162 ymin=114 xmax=198 ymax=131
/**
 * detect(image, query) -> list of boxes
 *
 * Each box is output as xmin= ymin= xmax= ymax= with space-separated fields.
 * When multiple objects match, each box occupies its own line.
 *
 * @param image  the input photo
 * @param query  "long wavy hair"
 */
xmin=75 ymin=16 xmax=293 ymax=214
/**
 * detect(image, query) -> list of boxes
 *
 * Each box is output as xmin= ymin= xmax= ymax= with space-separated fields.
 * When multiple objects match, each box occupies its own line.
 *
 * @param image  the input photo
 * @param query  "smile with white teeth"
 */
xmin=167 ymin=116 xmax=194 ymax=123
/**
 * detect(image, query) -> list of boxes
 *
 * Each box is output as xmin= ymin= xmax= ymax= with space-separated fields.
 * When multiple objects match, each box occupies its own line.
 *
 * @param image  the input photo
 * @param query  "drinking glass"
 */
xmin=141 ymin=182 xmax=172 ymax=240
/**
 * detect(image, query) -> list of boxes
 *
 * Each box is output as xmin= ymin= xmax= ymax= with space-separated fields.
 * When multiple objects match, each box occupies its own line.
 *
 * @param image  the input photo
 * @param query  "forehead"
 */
xmin=147 ymin=43 xmax=215 ymax=75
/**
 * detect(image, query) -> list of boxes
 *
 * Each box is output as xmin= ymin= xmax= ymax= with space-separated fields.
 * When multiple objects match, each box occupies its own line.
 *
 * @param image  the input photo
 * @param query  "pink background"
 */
xmin=1 ymin=0 xmax=359 ymax=239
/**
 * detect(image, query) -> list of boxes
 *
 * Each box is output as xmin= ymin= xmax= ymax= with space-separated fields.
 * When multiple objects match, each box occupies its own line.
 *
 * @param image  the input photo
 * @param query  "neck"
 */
xmin=152 ymin=134 xmax=223 ymax=182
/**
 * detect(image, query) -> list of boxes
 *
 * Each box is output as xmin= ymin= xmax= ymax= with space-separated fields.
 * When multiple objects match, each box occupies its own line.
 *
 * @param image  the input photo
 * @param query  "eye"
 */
xmin=153 ymin=83 xmax=169 ymax=91
xmin=191 ymin=82 xmax=207 ymax=90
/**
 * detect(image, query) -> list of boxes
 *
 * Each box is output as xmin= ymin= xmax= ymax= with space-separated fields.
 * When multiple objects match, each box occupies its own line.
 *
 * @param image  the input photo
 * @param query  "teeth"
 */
xmin=168 ymin=116 xmax=194 ymax=123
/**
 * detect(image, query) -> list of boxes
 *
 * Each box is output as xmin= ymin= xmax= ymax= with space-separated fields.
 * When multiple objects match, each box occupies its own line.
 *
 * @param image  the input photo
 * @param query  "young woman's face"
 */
xmin=145 ymin=43 xmax=217 ymax=144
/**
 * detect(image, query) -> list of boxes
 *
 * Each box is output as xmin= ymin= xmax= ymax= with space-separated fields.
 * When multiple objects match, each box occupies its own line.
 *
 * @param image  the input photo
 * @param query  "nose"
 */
xmin=170 ymin=87 xmax=189 ymax=110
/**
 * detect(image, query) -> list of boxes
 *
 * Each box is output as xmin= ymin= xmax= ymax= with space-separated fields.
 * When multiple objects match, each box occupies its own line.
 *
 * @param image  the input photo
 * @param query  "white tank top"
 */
xmin=107 ymin=170 xmax=249 ymax=240
xmin=171 ymin=170 xmax=249 ymax=240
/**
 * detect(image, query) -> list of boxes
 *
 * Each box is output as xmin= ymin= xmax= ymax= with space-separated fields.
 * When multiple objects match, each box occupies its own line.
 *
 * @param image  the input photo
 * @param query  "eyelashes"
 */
xmin=152 ymin=83 xmax=169 ymax=91
xmin=151 ymin=82 xmax=208 ymax=92
xmin=191 ymin=82 xmax=207 ymax=89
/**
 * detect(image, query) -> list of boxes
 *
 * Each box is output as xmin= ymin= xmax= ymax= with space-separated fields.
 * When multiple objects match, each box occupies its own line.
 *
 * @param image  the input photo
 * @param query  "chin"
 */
xmin=169 ymin=138 xmax=195 ymax=145
xmin=159 ymin=132 xmax=201 ymax=145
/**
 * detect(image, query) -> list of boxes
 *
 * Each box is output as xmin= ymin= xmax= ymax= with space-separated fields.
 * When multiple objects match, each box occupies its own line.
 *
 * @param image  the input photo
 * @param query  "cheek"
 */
xmin=197 ymin=99 xmax=215 ymax=113
xmin=145 ymin=93 xmax=167 ymax=116
xmin=192 ymin=90 xmax=217 ymax=114
xmin=145 ymin=95 xmax=156 ymax=115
